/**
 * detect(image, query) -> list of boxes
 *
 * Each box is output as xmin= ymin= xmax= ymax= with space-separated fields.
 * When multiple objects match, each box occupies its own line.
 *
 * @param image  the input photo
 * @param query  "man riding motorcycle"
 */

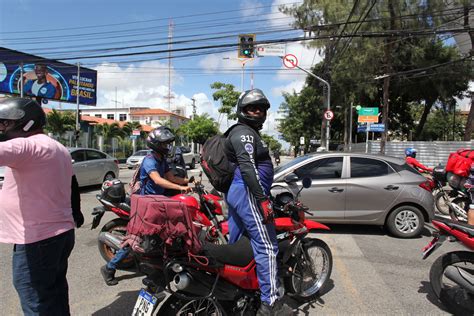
xmin=405 ymin=148 xmax=433 ymax=172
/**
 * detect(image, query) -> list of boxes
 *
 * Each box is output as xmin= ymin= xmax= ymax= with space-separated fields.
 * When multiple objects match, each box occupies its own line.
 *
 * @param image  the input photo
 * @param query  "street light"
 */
xmin=222 ymin=57 xmax=254 ymax=92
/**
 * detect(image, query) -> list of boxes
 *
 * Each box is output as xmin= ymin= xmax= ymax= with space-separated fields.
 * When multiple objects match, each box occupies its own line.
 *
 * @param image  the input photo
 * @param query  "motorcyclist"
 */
xmin=273 ymin=150 xmax=280 ymax=167
xmin=225 ymin=89 xmax=293 ymax=315
xmin=465 ymin=163 xmax=474 ymax=225
xmin=405 ymin=148 xmax=433 ymax=172
xmin=101 ymin=126 xmax=190 ymax=286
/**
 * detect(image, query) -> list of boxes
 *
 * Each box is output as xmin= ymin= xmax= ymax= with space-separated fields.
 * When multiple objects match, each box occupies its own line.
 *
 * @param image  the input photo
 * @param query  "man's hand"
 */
xmin=180 ymin=185 xmax=191 ymax=193
xmin=258 ymin=199 xmax=274 ymax=224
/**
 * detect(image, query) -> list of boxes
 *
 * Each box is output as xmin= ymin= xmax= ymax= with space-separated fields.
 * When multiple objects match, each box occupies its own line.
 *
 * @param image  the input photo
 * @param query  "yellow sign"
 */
xmin=358 ymin=115 xmax=379 ymax=123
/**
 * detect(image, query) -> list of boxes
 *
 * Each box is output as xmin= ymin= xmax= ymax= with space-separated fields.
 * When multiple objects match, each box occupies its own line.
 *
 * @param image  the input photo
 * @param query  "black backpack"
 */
xmin=201 ymin=125 xmax=239 ymax=193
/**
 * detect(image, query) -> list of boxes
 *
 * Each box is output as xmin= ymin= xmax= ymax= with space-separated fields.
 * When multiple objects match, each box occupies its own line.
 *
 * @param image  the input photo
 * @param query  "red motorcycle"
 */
xmin=422 ymin=216 xmax=474 ymax=314
xmin=92 ymin=177 xmax=227 ymax=268
xmin=131 ymin=177 xmax=333 ymax=316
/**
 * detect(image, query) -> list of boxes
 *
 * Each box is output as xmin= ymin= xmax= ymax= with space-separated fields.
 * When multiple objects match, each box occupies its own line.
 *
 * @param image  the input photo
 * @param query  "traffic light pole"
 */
xmin=290 ymin=64 xmax=331 ymax=150
xmin=240 ymin=58 xmax=253 ymax=92
xmin=75 ymin=63 xmax=80 ymax=148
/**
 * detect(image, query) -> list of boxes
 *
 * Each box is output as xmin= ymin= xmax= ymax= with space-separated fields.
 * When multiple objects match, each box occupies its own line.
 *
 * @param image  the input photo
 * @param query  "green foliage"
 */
xmin=122 ymin=121 xmax=142 ymax=137
xmin=95 ymin=122 xmax=123 ymax=140
xmin=261 ymin=133 xmax=282 ymax=152
xmin=44 ymin=109 xmax=76 ymax=136
xmin=211 ymin=82 xmax=240 ymax=121
xmin=176 ymin=114 xmax=219 ymax=144
xmin=278 ymin=0 xmax=473 ymax=142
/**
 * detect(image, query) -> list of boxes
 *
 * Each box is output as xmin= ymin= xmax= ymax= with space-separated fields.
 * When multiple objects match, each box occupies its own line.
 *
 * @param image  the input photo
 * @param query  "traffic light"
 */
xmin=74 ymin=130 xmax=80 ymax=141
xmin=238 ymin=34 xmax=256 ymax=58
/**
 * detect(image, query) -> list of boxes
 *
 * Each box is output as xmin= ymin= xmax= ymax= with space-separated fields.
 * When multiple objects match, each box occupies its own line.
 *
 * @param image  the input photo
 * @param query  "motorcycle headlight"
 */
xmin=171 ymin=263 xmax=183 ymax=273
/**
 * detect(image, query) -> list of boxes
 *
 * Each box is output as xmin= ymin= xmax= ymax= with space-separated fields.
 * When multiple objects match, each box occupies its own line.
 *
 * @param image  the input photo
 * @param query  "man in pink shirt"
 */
xmin=0 ymin=97 xmax=81 ymax=316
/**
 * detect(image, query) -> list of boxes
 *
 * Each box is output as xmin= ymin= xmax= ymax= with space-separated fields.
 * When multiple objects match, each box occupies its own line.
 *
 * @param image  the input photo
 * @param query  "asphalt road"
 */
xmin=0 ymin=161 xmax=463 ymax=315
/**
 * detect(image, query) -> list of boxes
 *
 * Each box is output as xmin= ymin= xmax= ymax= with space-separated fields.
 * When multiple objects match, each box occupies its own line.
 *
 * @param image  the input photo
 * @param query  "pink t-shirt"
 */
xmin=0 ymin=134 xmax=75 ymax=244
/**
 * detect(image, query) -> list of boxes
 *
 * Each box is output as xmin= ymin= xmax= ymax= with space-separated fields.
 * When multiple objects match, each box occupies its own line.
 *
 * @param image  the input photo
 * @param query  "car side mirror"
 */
xmin=302 ymin=177 xmax=312 ymax=188
xmin=71 ymin=159 xmax=76 ymax=164
xmin=284 ymin=173 xmax=299 ymax=184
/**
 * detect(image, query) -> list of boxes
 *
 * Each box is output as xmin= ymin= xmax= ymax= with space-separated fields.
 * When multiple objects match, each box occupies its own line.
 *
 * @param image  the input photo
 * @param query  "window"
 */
xmin=107 ymin=114 xmax=115 ymax=120
xmin=350 ymin=157 xmax=394 ymax=178
xmin=70 ymin=150 xmax=85 ymax=162
xmin=86 ymin=150 xmax=106 ymax=160
xmin=94 ymin=114 xmax=102 ymax=118
xmin=119 ymin=114 xmax=127 ymax=121
xmin=294 ymin=157 xmax=343 ymax=180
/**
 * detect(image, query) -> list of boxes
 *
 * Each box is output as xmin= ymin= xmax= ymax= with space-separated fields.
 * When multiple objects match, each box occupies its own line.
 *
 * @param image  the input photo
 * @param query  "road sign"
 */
xmin=324 ymin=110 xmax=334 ymax=121
xmin=358 ymin=115 xmax=379 ymax=123
xmin=129 ymin=135 xmax=138 ymax=140
xmin=132 ymin=129 xmax=140 ymax=136
xmin=300 ymin=136 xmax=305 ymax=145
xmin=256 ymin=44 xmax=286 ymax=57
xmin=358 ymin=107 xmax=379 ymax=116
xmin=357 ymin=123 xmax=385 ymax=133
xmin=283 ymin=54 xmax=298 ymax=69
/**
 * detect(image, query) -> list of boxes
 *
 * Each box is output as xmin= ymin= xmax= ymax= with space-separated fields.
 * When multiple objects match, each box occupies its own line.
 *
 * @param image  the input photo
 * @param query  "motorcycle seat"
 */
xmin=202 ymin=237 xmax=254 ymax=267
xmin=447 ymin=222 xmax=474 ymax=238
xmin=118 ymin=202 xmax=131 ymax=213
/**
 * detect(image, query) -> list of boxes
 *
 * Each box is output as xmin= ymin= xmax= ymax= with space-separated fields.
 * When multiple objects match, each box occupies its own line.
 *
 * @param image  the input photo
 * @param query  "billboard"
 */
xmin=0 ymin=47 xmax=97 ymax=105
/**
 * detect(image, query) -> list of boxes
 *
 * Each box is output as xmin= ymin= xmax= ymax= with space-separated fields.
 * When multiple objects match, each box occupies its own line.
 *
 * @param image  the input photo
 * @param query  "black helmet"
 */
xmin=236 ymin=89 xmax=270 ymax=130
xmin=101 ymin=179 xmax=126 ymax=203
xmin=147 ymin=126 xmax=175 ymax=155
xmin=0 ymin=97 xmax=46 ymax=142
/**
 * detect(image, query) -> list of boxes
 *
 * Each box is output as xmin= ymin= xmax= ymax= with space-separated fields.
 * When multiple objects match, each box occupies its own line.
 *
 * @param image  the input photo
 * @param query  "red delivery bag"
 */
xmin=445 ymin=149 xmax=474 ymax=177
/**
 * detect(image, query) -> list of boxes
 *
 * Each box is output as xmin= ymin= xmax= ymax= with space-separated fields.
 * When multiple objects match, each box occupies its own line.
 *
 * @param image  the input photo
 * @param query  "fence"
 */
xmin=351 ymin=141 xmax=474 ymax=167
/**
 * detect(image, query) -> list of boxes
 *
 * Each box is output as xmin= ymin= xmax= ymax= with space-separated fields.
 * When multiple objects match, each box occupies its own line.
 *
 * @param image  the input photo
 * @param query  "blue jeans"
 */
xmin=13 ymin=229 xmax=75 ymax=316
xmin=107 ymin=246 xmax=130 ymax=270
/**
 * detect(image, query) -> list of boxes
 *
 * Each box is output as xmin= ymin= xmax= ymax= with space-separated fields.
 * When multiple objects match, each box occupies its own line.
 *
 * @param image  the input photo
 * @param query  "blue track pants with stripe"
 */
xmin=226 ymin=178 xmax=280 ymax=305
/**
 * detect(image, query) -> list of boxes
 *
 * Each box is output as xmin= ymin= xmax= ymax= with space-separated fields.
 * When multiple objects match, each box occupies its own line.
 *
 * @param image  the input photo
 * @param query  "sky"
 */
xmin=0 ymin=0 xmax=325 ymax=147
xmin=0 ymin=0 xmax=471 ymax=148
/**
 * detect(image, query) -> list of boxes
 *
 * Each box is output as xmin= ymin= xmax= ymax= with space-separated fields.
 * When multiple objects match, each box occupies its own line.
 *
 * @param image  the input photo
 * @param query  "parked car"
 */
xmin=69 ymin=148 xmax=119 ymax=187
xmin=0 ymin=166 xmax=4 ymax=189
xmin=174 ymin=146 xmax=197 ymax=169
xmin=272 ymin=152 xmax=434 ymax=238
xmin=126 ymin=150 xmax=152 ymax=169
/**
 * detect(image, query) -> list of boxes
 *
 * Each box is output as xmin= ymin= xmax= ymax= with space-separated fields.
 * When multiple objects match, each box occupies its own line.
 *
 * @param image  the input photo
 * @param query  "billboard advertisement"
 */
xmin=0 ymin=47 xmax=97 ymax=105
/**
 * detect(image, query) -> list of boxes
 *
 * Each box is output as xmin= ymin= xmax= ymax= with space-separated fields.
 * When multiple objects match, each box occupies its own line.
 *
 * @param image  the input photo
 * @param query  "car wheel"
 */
xmin=103 ymin=172 xmax=115 ymax=182
xmin=386 ymin=205 xmax=424 ymax=238
xmin=190 ymin=158 xmax=195 ymax=169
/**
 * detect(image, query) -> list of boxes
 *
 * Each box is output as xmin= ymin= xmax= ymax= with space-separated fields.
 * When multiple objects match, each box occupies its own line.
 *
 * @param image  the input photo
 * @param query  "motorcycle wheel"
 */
xmin=157 ymin=294 xmax=226 ymax=316
xmin=434 ymin=191 xmax=451 ymax=215
xmin=98 ymin=218 xmax=134 ymax=269
xmin=448 ymin=196 xmax=469 ymax=222
xmin=429 ymin=251 xmax=474 ymax=315
xmin=284 ymin=238 xmax=332 ymax=302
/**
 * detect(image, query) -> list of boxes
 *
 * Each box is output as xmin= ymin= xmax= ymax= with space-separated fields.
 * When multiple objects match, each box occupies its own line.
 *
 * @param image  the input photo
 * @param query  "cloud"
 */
xmin=271 ymin=79 xmax=305 ymax=97
xmin=268 ymin=0 xmax=303 ymax=29
xmin=199 ymin=51 xmax=260 ymax=73
xmin=240 ymin=0 xmax=266 ymax=20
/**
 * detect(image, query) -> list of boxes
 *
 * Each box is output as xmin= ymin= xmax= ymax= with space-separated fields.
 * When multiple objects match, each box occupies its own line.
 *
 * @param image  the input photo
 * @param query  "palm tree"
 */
xmin=95 ymin=122 xmax=123 ymax=153
xmin=122 ymin=121 xmax=142 ymax=137
xmin=45 ymin=109 xmax=75 ymax=138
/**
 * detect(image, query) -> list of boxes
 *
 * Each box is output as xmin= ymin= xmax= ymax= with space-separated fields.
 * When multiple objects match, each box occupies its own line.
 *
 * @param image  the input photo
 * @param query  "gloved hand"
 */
xmin=258 ymin=199 xmax=274 ymax=224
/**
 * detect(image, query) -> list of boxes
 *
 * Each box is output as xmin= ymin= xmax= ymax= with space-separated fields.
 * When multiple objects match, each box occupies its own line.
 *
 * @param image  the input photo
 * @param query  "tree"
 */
xmin=280 ymin=0 xmax=473 ymax=148
xmin=210 ymin=82 xmax=240 ymax=123
xmin=261 ymin=134 xmax=282 ymax=152
xmin=176 ymin=114 xmax=219 ymax=144
xmin=44 ymin=109 xmax=75 ymax=137
xmin=122 ymin=121 xmax=142 ymax=137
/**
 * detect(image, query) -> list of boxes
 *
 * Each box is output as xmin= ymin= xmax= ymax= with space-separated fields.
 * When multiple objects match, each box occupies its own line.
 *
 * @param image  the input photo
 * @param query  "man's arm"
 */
xmin=149 ymin=170 xmax=188 ymax=191
xmin=165 ymin=171 xmax=188 ymax=185
xmin=71 ymin=175 xmax=84 ymax=228
xmin=0 ymin=139 xmax=28 ymax=167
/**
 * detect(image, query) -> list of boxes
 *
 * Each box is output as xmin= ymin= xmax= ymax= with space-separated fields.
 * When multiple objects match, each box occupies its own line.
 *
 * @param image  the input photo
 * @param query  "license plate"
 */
xmin=131 ymin=289 xmax=158 ymax=316
xmin=422 ymin=237 xmax=439 ymax=260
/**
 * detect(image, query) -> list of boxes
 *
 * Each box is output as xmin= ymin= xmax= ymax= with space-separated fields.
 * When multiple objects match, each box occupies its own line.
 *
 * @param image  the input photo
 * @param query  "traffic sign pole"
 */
xmin=366 ymin=123 xmax=370 ymax=153
xmin=281 ymin=56 xmax=331 ymax=150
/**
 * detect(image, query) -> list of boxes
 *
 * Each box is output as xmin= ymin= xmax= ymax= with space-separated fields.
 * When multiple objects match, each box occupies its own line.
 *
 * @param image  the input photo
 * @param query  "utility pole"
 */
xmin=75 ymin=63 xmax=81 ymax=148
xmin=191 ymin=97 xmax=196 ymax=119
xmin=167 ymin=19 xmax=174 ymax=111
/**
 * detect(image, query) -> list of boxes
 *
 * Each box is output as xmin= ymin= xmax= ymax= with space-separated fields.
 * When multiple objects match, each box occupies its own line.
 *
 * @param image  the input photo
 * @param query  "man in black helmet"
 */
xmin=225 ymin=89 xmax=293 ymax=315
xmin=0 ymin=97 xmax=82 ymax=315
xmin=101 ymin=126 xmax=191 ymax=286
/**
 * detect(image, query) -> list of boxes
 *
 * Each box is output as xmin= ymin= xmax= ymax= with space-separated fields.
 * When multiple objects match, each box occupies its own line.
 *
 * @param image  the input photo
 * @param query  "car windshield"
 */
xmin=274 ymin=155 xmax=312 ymax=174
xmin=133 ymin=150 xmax=150 ymax=156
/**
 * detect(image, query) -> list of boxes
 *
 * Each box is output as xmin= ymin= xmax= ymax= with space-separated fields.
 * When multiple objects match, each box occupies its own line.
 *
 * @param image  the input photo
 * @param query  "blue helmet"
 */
xmin=405 ymin=148 xmax=417 ymax=158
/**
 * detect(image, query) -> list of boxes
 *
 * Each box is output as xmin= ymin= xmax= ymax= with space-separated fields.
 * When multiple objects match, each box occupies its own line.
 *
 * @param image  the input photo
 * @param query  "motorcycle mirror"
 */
xmin=188 ymin=176 xmax=195 ymax=183
xmin=302 ymin=177 xmax=312 ymax=188
xmin=284 ymin=173 xmax=299 ymax=184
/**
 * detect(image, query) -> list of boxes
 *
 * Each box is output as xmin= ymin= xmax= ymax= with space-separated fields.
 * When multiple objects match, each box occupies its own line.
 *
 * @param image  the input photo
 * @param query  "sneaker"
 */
xmin=100 ymin=265 xmax=118 ymax=286
xmin=256 ymin=300 xmax=294 ymax=316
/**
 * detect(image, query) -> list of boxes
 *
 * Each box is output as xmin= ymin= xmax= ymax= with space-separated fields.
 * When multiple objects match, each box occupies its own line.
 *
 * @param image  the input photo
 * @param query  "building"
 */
xmin=77 ymin=106 xmax=148 ymax=122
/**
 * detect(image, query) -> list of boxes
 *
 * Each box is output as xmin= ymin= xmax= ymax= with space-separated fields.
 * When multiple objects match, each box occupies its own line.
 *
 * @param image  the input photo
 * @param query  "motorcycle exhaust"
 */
xmin=98 ymin=232 xmax=123 ymax=251
xmin=173 ymin=271 xmax=241 ymax=300
xmin=444 ymin=266 xmax=474 ymax=294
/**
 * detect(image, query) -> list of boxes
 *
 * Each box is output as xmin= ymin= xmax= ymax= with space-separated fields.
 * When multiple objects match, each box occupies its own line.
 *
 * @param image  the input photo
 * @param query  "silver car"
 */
xmin=273 ymin=153 xmax=434 ymax=238
xmin=0 ymin=166 xmax=4 ymax=189
xmin=69 ymin=148 xmax=119 ymax=187
xmin=126 ymin=150 xmax=152 ymax=169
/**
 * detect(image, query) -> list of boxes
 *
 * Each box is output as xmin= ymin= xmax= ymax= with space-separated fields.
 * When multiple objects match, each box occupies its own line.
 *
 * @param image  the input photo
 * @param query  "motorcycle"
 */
xmin=431 ymin=165 xmax=469 ymax=220
xmin=422 ymin=216 xmax=474 ymax=314
xmin=131 ymin=177 xmax=333 ymax=316
xmin=92 ymin=173 xmax=227 ymax=268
